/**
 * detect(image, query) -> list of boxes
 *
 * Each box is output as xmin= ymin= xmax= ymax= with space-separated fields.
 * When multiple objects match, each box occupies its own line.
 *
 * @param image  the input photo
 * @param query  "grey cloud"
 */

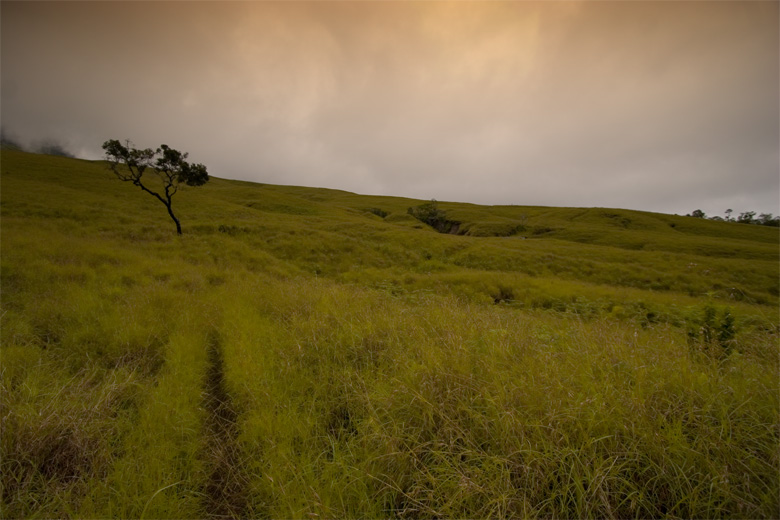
xmin=1 ymin=1 xmax=777 ymax=217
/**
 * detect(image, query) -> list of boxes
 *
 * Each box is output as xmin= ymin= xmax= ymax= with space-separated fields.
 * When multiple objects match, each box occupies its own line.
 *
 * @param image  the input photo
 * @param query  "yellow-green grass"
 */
xmin=1 ymin=150 xmax=778 ymax=518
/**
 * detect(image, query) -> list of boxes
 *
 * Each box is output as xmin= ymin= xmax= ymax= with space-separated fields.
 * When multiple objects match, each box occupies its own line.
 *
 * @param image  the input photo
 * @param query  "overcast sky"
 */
xmin=2 ymin=1 xmax=778 ymax=217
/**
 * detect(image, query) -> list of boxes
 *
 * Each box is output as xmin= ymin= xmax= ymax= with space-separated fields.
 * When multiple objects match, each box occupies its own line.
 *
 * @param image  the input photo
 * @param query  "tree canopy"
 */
xmin=102 ymin=139 xmax=209 ymax=235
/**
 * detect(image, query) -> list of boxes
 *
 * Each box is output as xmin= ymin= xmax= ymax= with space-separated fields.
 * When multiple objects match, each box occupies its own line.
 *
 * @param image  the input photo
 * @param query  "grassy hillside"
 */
xmin=1 ymin=150 xmax=778 ymax=518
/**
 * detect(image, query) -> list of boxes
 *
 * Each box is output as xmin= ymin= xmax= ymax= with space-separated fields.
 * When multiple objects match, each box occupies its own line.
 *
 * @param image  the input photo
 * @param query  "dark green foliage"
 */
xmin=758 ymin=213 xmax=780 ymax=227
xmin=687 ymin=305 xmax=739 ymax=357
xmin=707 ymin=209 xmax=778 ymax=227
xmin=492 ymin=285 xmax=514 ymax=304
xmin=728 ymin=210 xmax=779 ymax=226
xmin=737 ymin=211 xmax=756 ymax=224
xmin=718 ymin=310 xmax=736 ymax=353
xmin=407 ymin=199 xmax=461 ymax=234
xmin=366 ymin=207 xmax=388 ymax=218
xmin=702 ymin=305 xmax=717 ymax=344
xmin=408 ymin=199 xmax=443 ymax=226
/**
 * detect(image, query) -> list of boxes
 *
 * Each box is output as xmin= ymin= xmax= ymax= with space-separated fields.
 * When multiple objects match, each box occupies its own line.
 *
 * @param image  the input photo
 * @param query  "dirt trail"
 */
xmin=201 ymin=331 xmax=248 ymax=519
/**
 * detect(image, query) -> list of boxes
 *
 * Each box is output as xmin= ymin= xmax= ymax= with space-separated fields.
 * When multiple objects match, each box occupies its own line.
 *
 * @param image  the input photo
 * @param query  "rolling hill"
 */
xmin=2 ymin=150 xmax=778 ymax=518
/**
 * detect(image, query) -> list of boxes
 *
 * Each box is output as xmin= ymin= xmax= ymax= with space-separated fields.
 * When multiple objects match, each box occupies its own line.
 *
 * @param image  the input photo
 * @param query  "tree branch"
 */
xmin=102 ymin=139 xmax=208 ymax=235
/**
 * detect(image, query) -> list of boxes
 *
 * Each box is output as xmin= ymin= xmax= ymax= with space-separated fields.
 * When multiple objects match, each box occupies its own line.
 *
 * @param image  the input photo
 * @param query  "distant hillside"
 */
xmin=2 ymin=149 xmax=777 ymax=308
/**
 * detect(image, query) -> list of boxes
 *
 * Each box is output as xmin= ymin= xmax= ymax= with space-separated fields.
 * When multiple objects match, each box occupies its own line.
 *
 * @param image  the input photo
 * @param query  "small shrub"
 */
xmin=407 ymin=200 xmax=461 ymax=234
xmin=717 ymin=310 xmax=736 ymax=354
xmin=687 ymin=305 xmax=739 ymax=357
xmin=492 ymin=285 xmax=514 ymax=304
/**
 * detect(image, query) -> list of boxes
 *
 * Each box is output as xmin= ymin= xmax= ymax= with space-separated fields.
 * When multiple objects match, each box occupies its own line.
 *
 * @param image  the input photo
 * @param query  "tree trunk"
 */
xmin=165 ymin=203 xmax=182 ymax=235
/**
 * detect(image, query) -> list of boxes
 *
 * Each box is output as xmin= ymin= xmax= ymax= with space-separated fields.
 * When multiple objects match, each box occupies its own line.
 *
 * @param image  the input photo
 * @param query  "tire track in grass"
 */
xmin=201 ymin=330 xmax=248 ymax=519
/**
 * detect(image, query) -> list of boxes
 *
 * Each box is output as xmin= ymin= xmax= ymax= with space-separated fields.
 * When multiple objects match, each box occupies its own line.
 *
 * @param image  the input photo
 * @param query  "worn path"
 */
xmin=201 ymin=332 xmax=248 ymax=519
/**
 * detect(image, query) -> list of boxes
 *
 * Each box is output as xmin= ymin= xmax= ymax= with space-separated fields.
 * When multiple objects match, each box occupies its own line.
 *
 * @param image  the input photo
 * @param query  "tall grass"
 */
xmin=1 ymin=150 xmax=778 ymax=517
xmin=202 ymin=276 xmax=777 ymax=518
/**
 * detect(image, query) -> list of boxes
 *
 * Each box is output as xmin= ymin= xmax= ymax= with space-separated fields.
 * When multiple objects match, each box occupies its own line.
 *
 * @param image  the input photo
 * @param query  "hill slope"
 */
xmin=2 ymin=150 xmax=778 ymax=518
xmin=3 ymin=150 xmax=777 ymax=307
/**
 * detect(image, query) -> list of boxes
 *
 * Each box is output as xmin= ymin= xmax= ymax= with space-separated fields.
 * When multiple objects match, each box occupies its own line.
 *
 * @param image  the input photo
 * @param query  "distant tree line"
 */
xmin=687 ymin=208 xmax=779 ymax=227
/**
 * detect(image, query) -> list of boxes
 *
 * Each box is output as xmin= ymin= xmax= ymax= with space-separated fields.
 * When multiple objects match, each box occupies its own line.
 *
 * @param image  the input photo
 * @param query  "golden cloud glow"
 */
xmin=2 ymin=1 xmax=777 ymax=214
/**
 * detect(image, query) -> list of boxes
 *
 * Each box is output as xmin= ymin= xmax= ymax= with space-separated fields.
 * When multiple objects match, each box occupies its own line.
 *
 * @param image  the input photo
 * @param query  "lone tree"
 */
xmin=103 ymin=139 xmax=208 ymax=235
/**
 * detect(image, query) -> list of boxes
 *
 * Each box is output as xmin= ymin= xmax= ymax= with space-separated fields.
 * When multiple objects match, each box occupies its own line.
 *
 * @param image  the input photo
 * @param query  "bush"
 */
xmin=407 ymin=200 xmax=461 ymax=234
xmin=687 ymin=305 xmax=738 ymax=357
